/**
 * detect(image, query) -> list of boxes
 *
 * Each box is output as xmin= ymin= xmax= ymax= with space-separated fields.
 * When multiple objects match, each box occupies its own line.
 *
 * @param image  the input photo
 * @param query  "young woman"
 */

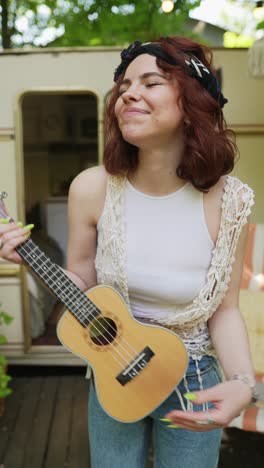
xmin=0 ymin=36 xmax=256 ymax=467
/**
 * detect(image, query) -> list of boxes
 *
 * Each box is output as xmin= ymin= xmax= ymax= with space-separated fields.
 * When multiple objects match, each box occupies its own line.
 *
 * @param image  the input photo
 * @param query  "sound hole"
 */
xmin=89 ymin=317 xmax=117 ymax=346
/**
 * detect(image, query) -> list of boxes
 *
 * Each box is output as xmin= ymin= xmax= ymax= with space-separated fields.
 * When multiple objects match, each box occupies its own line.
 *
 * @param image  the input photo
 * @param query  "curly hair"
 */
xmin=103 ymin=36 xmax=238 ymax=192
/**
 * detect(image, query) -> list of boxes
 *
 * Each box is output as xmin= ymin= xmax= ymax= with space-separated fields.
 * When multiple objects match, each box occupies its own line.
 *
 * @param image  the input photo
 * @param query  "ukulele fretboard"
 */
xmin=16 ymin=238 xmax=99 ymax=327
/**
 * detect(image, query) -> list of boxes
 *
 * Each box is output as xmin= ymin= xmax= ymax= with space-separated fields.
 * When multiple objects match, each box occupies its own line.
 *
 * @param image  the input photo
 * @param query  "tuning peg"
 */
xmin=0 ymin=192 xmax=8 ymax=201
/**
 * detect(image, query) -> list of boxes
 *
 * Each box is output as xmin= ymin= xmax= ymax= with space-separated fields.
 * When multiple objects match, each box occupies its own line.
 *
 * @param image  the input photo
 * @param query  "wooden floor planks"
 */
xmin=67 ymin=377 xmax=90 ymax=468
xmin=0 ymin=369 xmax=264 ymax=468
xmin=3 ymin=377 xmax=43 ymax=468
xmin=0 ymin=378 xmax=27 ymax=461
xmin=44 ymin=376 xmax=80 ymax=468
xmin=23 ymin=376 xmax=59 ymax=468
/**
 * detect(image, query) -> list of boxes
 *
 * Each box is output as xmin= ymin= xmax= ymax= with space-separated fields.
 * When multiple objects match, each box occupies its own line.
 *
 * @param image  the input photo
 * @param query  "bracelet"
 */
xmin=231 ymin=374 xmax=259 ymax=403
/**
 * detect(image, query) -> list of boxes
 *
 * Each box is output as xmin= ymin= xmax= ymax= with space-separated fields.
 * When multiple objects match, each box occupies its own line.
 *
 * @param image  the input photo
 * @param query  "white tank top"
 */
xmin=125 ymin=179 xmax=214 ymax=320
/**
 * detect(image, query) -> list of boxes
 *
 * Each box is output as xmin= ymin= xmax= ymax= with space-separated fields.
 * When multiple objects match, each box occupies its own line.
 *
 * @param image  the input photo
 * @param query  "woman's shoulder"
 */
xmin=205 ymin=175 xmax=226 ymax=206
xmin=224 ymin=174 xmax=252 ymax=189
xmin=210 ymin=175 xmax=254 ymax=200
xmin=222 ymin=175 xmax=254 ymax=207
xmin=71 ymin=164 xmax=107 ymax=188
xmin=225 ymin=177 xmax=255 ymax=226
xmin=68 ymin=165 xmax=108 ymax=223
xmin=69 ymin=165 xmax=108 ymax=199
xmin=203 ymin=175 xmax=254 ymax=242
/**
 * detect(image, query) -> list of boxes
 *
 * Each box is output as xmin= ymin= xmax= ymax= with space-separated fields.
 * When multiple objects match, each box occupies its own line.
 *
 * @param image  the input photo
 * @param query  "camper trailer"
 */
xmin=0 ymin=47 xmax=263 ymax=382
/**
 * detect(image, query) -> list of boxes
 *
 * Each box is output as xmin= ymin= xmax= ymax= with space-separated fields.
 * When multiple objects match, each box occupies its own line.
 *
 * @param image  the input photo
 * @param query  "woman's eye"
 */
xmin=145 ymin=82 xmax=162 ymax=88
xmin=118 ymin=82 xmax=162 ymax=95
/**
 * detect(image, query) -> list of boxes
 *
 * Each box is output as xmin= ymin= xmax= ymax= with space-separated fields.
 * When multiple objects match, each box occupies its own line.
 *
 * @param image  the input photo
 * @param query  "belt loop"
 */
xmin=195 ymin=359 xmax=208 ymax=411
xmin=175 ymin=386 xmax=187 ymax=412
xmin=183 ymin=374 xmax=193 ymax=411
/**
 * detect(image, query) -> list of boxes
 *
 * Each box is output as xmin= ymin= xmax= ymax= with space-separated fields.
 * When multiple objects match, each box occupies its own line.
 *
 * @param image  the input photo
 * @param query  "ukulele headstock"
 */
xmin=0 ymin=191 xmax=10 ymax=220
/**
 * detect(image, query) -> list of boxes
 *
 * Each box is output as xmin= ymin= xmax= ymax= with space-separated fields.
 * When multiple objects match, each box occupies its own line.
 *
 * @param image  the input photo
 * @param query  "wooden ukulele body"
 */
xmin=57 ymin=285 xmax=188 ymax=423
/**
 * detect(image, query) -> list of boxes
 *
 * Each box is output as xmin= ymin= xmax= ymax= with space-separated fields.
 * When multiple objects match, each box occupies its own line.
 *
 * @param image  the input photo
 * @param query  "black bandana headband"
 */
xmin=114 ymin=41 xmax=228 ymax=109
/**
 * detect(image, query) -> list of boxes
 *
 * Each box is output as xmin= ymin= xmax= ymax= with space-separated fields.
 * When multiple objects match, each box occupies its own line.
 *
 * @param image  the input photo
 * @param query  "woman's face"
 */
xmin=114 ymin=54 xmax=185 ymax=148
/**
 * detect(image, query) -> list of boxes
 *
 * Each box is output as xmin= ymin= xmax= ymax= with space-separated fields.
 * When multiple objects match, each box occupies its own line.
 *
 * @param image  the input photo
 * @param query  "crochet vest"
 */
xmin=95 ymin=175 xmax=254 ymax=359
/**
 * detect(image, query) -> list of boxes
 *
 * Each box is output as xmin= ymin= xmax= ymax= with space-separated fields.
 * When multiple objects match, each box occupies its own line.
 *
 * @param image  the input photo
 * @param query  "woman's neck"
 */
xmin=128 ymin=144 xmax=185 ymax=196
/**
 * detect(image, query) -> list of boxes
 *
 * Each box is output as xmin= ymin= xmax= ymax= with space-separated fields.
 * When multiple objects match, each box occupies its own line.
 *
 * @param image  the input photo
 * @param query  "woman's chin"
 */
xmin=121 ymin=131 xmax=149 ymax=147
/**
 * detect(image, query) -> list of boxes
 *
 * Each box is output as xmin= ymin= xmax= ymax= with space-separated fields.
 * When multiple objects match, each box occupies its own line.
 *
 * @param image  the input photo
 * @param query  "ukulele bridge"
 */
xmin=116 ymin=346 xmax=155 ymax=386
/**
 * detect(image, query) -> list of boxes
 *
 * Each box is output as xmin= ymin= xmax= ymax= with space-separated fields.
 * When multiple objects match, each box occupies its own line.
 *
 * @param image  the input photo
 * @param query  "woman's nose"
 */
xmin=122 ymin=89 xmax=140 ymax=102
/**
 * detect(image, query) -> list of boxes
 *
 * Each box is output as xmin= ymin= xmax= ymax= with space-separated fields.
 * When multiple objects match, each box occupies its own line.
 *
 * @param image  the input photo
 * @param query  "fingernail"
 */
xmin=160 ymin=418 xmax=172 ymax=422
xmin=24 ymin=224 xmax=34 ymax=231
xmin=17 ymin=222 xmax=23 ymax=227
xmin=183 ymin=392 xmax=197 ymax=401
xmin=167 ymin=425 xmax=180 ymax=428
xmin=0 ymin=218 xmax=9 ymax=224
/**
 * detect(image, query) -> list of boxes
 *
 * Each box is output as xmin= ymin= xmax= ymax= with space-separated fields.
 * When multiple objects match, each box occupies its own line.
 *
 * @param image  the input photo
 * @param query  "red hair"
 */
xmin=104 ymin=36 xmax=237 ymax=192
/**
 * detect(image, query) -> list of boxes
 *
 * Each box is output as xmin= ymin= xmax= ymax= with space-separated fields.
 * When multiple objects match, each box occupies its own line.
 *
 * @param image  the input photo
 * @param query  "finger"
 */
xmin=1 ymin=224 xmax=33 ymax=244
xmin=0 ymin=220 xmax=21 ymax=234
xmin=0 ymin=222 xmax=33 ymax=263
xmin=4 ymin=233 xmax=30 ymax=251
xmin=168 ymin=414 xmax=220 ymax=428
xmin=165 ymin=408 xmax=222 ymax=425
xmin=3 ymin=251 xmax=24 ymax=264
xmin=181 ymin=385 xmax=227 ymax=406
xmin=162 ymin=419 xmax=219 ymax=432
xmin=0 ymin=234 xmax=30 ymax=262
xmin=0 ymin=222 xmax=25 ymax=240
xmin=0 ymin=219 xmax=22 ymax=226
xmin=0 ymin=218 xmax=11 ymax=224
xmin=165 ymin=418 xmax=221 ymax=432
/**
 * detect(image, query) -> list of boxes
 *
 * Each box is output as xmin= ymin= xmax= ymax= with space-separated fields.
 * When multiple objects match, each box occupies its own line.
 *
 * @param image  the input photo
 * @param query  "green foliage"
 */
xmin=0 ymin=307 xmax=13 ymax=399
xmin=0 ymin=0 xmax=202 ymax=48
xmin=224 ymin=31 xmax=254 ymax=49
xmin=220 ymin=0 xmax=263 ymax=40
xmin=0 ymin=355 xmax=12 ymax=398
xmin=257 ymin=20 xmax=264 ymax=30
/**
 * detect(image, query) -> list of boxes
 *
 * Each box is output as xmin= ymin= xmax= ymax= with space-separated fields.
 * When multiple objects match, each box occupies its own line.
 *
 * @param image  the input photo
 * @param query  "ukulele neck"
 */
xmin=16 ymin=238 xmax=99 ymax=327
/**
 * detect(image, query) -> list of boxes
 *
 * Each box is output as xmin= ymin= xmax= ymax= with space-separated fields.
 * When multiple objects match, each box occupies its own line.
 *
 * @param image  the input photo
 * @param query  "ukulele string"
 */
xmin=0 ymin=211 xmax=145 ymax=377
xmin=18 ymin=240 xmax=131 ymax=367
xmin=18 ymin=238 xmax=145 ymax=373
xmin=0 ymin=211 xmax=145 ymax=374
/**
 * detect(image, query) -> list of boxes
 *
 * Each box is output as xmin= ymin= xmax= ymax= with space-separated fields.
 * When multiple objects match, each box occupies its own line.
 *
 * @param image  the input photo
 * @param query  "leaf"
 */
xmin=0 ymin=387 xmax=12 ymax=398
xmin=1 ymin=0 xmax=204 ymax=48
xmin=256 ymin=20 xmax=264 ymax=30
xmin=0 ymin=335 xmax=8 ymax=345
xmin=0 ymin=355 xmax=7 ymax=367
xmin=0 ymin=311 xmax=14 ymax=325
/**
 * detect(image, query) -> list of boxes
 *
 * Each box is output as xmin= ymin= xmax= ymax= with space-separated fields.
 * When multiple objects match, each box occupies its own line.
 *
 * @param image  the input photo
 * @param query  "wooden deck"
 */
xmin=0 ymin=367 xmax=264 ymax=468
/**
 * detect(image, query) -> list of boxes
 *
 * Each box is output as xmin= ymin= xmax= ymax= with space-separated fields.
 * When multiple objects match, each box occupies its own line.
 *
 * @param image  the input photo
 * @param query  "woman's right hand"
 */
xmin=0 ymin=219 xmax=34 ymax=264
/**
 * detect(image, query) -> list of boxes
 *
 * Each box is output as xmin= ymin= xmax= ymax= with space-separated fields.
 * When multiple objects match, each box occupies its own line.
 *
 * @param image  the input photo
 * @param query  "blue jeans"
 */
xmin=88 ymin=355 xmax=223 ymax=468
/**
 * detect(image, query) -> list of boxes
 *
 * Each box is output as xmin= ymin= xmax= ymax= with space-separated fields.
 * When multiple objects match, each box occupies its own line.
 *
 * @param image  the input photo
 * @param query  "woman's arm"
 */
xmin=64 ymin=165 xmax=107 ymax=291
xmin=0 ymin=166 xmax=106 ymax=293
xmin=165 ymin=221 xmax=255 ymax=430
xmin=208 ymin=222 xmax=254 ymax=380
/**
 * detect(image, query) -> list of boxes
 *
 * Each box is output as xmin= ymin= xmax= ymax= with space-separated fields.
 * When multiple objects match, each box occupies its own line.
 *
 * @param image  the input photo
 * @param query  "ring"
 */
xmin=195 ymin=420 xmax=210 ymax=425
xmin=195 ymin=412 xmax=216 ymax=426
xmin=0 ymin=238 xmax=3 ymax=250
xmin=206 ymin=416 xmax=216 ymax=425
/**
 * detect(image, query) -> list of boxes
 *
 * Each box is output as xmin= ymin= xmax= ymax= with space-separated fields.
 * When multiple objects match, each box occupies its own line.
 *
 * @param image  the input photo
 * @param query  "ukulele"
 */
xmin=0 ymin=192 xmax=188 ymax=423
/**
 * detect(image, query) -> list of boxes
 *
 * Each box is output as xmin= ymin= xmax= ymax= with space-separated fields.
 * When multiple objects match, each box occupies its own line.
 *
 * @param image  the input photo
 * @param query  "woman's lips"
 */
xmin=122 ymin=107 xmax=149 ymax=116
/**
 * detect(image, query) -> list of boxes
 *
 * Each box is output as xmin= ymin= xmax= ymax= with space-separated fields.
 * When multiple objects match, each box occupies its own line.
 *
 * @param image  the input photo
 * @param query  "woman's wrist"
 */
xmin=230 ymin=374 xmax=258 ymax=404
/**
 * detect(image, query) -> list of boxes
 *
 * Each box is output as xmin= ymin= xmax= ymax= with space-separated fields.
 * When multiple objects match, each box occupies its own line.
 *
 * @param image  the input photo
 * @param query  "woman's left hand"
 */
xmin=164 ymin=379 xmax=252 ymax=431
